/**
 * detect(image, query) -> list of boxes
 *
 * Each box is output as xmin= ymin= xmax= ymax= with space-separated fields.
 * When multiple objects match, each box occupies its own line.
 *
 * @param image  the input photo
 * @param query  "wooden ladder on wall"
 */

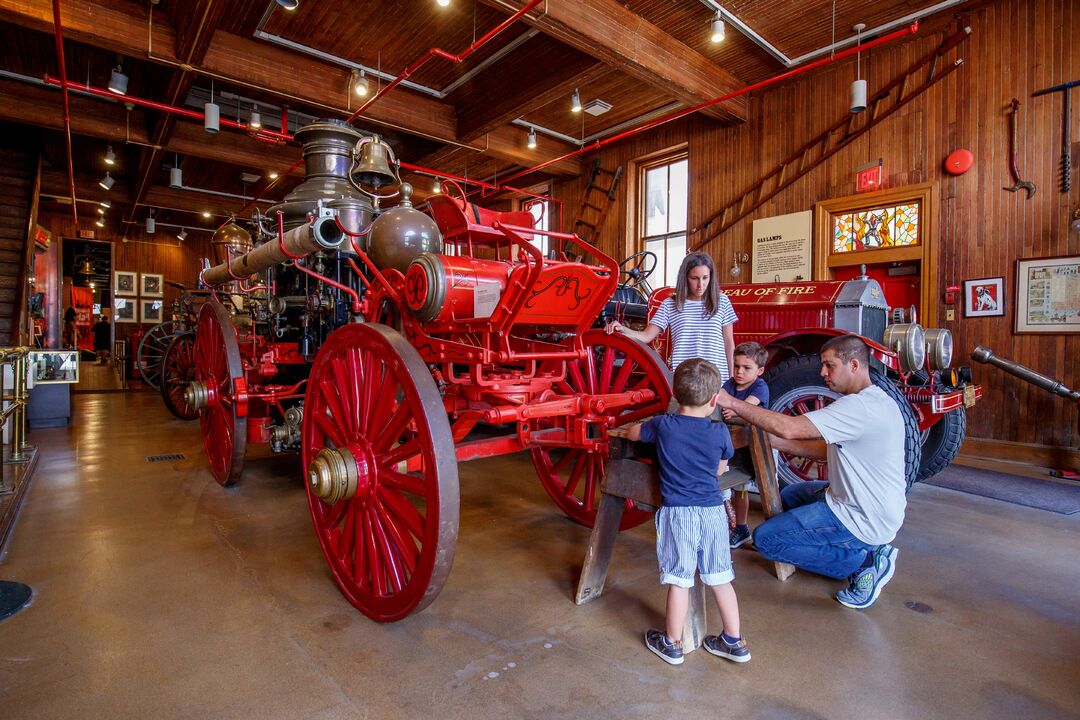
xmin=572 ymin=159 xmax=623 ymax=246
xmin=689 ymin=24 xmax=972 ymax=252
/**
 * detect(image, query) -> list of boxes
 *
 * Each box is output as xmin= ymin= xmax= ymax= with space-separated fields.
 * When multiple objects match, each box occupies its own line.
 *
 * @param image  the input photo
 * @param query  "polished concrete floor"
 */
xmin=2 ymin=393 xmax=1079 ymax=720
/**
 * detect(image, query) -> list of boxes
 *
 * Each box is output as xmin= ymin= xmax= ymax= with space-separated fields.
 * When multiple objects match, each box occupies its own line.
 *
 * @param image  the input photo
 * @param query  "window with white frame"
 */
xmin=523 ymin=198 xmax=549 ymax=258
xmin=639 ymin=155 xmax=688 ymax=287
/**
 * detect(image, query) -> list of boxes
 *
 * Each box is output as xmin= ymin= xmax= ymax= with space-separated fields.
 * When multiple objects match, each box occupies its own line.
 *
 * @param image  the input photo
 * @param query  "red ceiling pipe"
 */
xmin=50 ymin=0 xmax=78 ymax=228
xmin=502 ymin=23 xmax=921 ymax=185
xmin=42 ymin=75 xmax=294 ymax=143
xmin=346 ymin=0 xmax=544 ymax=124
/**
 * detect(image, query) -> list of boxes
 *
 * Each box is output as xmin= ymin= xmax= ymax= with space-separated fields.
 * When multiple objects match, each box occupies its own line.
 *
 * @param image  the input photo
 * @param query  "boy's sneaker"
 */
xmin=644 ymin=628 xmax=683 ymax=665
xmin=836 ymin=544 xmax=898 ymax=610
xmin=703 ymin=634 xmax=751 ymax=663
xmin=729 ymin=524 xmax=752 ymax=549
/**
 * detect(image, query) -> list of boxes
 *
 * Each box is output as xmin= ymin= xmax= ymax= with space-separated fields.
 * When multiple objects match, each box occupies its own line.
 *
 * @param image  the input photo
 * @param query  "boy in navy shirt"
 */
xmin=629 ymin=358 xmax=750 ymax=666
xmin=720 ymin=342 xmax=770 ymax=549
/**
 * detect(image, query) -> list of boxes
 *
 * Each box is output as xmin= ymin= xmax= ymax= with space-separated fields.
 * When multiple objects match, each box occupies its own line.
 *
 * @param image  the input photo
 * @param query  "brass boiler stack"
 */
xmin=201 ymin=119 xmax=375 ymax=287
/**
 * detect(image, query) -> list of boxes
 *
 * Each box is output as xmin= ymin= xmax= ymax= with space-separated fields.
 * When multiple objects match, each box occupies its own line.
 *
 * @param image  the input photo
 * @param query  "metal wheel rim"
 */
xmin=531 ymin=329 xmax=672 ymax=531
xmin=194 ymin=301 xmax=247 ymax=486
xmin=302 ymin=322 xmax=459 ymax=622
xmin=136 ymin=320 xmax=177 ymax=390
xmin=770 ymin=385 xmax=842 ymax=485
xmin=160 ymin=332 xmax=198 ymax=420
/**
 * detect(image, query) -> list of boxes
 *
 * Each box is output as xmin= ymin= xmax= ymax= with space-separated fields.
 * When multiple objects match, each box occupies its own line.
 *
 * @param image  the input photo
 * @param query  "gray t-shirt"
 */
xmin=804 ymin=384 xmax=906 ymax=545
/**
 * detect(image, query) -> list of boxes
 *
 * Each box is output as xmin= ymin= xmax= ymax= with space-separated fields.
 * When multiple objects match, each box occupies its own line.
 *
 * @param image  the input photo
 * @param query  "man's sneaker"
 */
xmin=644 ymin=628 xmax=683 ymax=665
xmin=836 ymin=544 xmax=899 ymax=610
xmin=729 ymin=524 xmax=752 ymax=549
xmin=703 ymin=634 xmax=751 ymax=663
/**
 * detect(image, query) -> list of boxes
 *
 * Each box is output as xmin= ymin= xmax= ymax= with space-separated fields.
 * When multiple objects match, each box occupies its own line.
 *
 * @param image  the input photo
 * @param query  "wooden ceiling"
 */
xmin=0 ymin=0 xmax=969 ymax=235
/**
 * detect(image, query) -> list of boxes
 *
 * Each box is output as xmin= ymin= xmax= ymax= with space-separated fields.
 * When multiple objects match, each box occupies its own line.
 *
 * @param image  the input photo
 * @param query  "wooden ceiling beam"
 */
xmin=455 ymin=58 xmax=607 ymax=143
xmin=478 ymin=0 xmax=747 ymax=124
xmin=0 ymin=0 xmax=580 ymax=176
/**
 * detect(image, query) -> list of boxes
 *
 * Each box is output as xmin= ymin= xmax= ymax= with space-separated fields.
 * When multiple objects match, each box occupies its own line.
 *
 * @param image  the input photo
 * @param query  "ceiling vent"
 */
xmin=582 ymin=99 xmax=612 ymax=116
xmin=240 ymin=172 xmax=262 ymax=184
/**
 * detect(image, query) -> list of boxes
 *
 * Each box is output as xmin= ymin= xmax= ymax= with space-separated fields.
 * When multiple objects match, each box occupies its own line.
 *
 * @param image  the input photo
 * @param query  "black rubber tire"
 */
xmin=917 ymin=407 xmax=966 ymax=482
xmin=765 ymin=354 xmax=922 ymax=492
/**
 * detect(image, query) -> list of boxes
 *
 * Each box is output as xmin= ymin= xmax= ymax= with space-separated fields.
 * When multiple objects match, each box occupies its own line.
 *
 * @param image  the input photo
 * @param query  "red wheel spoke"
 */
xmin=550 ymin=449 xmax=576 ymax=476
xmin=365 ymin=509 xmax=387 ymax=598
xmin=381 ymin=469 xmax=427 ymax=497
xmin=567 ymin=361 xmax=587 ymax=394
xmin=598 ymin=347 xmax=615 ymax=393
xmin=313 ymin=408 xmax=346 ymax=449
xmin=376 ymin=497 xmax=418 ymax=576
xmin=617 ymin=402 xmax=667 ymax=427
xmin=373 ymin=407 xmax=410 ymax=454
xmin=564 ymin=452 xmax=586 ymax=499
xmin=379 ymin=486 xmax=426 ymax=540
xmin=330 ymin=358 xmax=358 ymax=436
xmin=611 ymin=356 xmax=634 ymax=393
xmin=321 ymin=383 xmax=351 ymax=439
xmin=583 ymin=348 xmax=598 ymax=395
xmin=367 ymin=375 xmax=401 ymax=443
xmin=369 ymin=506 xmax=406 ymax=594
xmin=352 ymin=507 xmax=368 ymax=586
xmin=337 ymin=501 xmax=357 ymax=562
xmin=381 ymin=438 xmax=421 ymax=468
xmin=324 ymin=498 xmax=349 ymax=529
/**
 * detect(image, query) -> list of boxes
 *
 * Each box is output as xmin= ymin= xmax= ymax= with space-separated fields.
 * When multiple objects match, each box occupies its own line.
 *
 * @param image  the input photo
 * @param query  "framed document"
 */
xmin=114 ymin=270 xmax=137 ymax=297
xmin=140 ymin=273 xmax=164 ymax=297
xmin=1015 ymin=256 xmax=1080 ymax=334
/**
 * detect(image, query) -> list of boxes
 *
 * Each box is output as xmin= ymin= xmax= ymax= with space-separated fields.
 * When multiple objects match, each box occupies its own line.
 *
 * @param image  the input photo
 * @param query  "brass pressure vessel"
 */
xmin=201 ymin=216 xmax=345 ymax=286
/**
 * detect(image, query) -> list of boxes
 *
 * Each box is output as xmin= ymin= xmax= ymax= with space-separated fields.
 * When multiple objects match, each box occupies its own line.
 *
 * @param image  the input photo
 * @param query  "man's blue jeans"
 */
xmin=752 ymin=481 xmax=874 ymax=579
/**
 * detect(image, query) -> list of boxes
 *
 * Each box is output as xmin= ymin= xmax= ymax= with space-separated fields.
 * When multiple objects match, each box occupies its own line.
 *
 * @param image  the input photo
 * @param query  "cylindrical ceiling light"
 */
xmin=250 ymin=106 xmax=262 ymax=129
xmin=571 ymin=88 xmax=582 ymax=113
xmin=432 ymin=178 xmax=442 ymax=194
xmin=710 ymin=12 xmax=725 ymax=43
xmin=104 ymin=145 xmax=116 ymax=166
xmin=352 ymin=69 xmax=370 ymax=97
xmin=204 ymin=99 xmax=220 ymax=133
xmin=169 ymin=165 xmax=183 ymax=189
xmin=850 ymin=23 xmax=867 ymax=114
xmin=146 ymin=210 xmax=155 ymax=234
xmin=275 ymin=0 xmax=299 ymax=9
xmin=99 ymin=172 xmax=115 ymax=190
xmin=527 ymin=126 xmax=537 ymax=149
xmin=437 ymin=0 xmax=450 ymax=6
xmin=108 ymin=63 xmax=128 ymax=95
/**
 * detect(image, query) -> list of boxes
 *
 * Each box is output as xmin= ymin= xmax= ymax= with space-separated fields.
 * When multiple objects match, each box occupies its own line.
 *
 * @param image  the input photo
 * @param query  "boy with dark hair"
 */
xmin=628 ymin=358 xmax=750 ymax=665
xmin=719 ymin=342 xmax=770 ymax=548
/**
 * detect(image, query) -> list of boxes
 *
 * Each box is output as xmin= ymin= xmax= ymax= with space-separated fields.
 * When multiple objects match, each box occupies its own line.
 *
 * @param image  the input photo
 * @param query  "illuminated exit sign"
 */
xmin=856 ymin=159 xmax=883 ymax=192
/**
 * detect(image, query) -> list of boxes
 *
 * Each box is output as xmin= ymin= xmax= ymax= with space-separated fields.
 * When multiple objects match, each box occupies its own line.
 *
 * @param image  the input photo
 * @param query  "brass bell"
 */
xmin=75 ymin=257 xmax=94 ymax=277
xmin=351 ymin=136 xmax=399 ymax=190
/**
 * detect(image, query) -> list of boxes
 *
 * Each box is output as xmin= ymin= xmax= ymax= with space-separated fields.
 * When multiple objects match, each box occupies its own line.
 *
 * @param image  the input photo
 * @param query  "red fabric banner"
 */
xmin=71 ymin=286 xmax=94 ymax=352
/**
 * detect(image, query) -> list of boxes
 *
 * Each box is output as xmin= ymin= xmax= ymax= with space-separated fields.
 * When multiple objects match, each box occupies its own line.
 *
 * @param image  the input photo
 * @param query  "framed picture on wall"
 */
xmin=140 ymin=299 xmax=164 ymax=325
xmin=114 ymin=270 xmax=137 ymax=297
xmin=140 ymin=273 xmax=163 ymax=297
xmin=1015 ymin=255 xmax=1080 ymax=334
xmin=963 ymin=277 xmax=1005 ymax=318
xmin=114 ymin=297 xmax=136 ymax=323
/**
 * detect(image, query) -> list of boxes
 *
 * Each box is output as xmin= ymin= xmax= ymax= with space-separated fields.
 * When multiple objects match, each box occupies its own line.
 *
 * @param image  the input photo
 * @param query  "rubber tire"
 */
xmin=764 ymin=354 xmax=922 ymax=492
xmin=917 ymin=407 xmax=966 ymax=482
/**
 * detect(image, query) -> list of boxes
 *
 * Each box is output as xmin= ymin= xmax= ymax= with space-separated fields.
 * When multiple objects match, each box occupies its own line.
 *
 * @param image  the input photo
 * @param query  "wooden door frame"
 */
xmin=813 ymin=182 xmax=938 ymax=324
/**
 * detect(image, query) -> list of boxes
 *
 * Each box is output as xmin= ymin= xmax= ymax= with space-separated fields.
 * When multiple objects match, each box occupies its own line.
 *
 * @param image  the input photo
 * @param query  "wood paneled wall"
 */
xmin=38 ymin=210 xmax=213 ymax=343
xmin=551 ymin=0 xmax=1079 ymax=454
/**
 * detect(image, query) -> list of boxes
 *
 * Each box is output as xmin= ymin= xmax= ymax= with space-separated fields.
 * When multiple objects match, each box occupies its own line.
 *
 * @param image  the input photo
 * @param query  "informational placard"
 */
xmin=751 ymin=210 xmax=812 ymax=283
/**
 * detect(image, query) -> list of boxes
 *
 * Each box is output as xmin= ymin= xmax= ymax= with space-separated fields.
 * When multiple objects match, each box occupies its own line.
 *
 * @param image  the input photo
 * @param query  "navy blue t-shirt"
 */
xmin=638 ymin=414 xmax=734 ymax=507
xmin=722 ymin=377 xmax=770 ymax=406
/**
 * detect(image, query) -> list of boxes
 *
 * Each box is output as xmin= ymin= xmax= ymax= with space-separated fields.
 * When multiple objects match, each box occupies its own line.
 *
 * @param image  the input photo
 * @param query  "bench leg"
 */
xmin=749 ymin=426 xmax=797 ymax=581
xmin=575 ymin=493 xmax=626 ymax=604
xmin=682 ymin=582 xmax=707 ymax=653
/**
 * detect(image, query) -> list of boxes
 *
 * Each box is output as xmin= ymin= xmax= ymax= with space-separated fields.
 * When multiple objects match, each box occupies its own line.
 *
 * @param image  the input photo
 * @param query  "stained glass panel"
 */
xmin=832 ymin=202 xmax=920 ymax=253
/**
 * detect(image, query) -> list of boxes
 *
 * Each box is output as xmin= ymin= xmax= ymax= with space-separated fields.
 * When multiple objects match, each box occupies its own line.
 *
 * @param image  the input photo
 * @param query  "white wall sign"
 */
xmin=751 ymin=210 xmax=812 ymax=283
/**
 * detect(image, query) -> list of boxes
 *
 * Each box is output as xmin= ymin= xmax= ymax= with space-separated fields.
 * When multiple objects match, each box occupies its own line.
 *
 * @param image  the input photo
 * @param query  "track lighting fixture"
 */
xmin=710 ymin=11 xmax=725 ymax=43
xmin=437 ymin=0 xmax=450 ymax=6
xmin=99 ymin=172 xmax=115 ymax=190
xmin=108 ymin=63 xmax=128 ymax=95
xmin=249 ymin=106 xmax=262 ymax=129
xmin=177 ymin=228 xmax=188 ymax=241
xmin=571 ymin=88 xmax=582 ymax=113
xmin=850 ymin=23 xmax=867 ymax=114
xmin=352 ymin=69 xmax=370 ymax=97
xmin=104 ymin=145 xmax=116 ymax=166
xmin=202 ymin=211 xmax=211 ymax=218
xmin=527 ymin=126 xmax=537 ymax=149
xmin=95 ymin=218 xmax=105 ymax=228
xmin=275 ymin=0 xmax=299 ymax=9
xmin=97 ymin=206 xmax=105 ymax=215
xmin=432 ymin=178 xmax=442 ymax=194
xmin=99 ymin=200 xmax=111 ymax=209
xmin=269 ymin=171 xmax=279 ymax=180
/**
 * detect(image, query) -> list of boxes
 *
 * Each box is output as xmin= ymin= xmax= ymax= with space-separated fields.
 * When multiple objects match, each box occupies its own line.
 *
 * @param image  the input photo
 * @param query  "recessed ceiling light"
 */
xmin=202 ymin=211 xmax=211 ymax=218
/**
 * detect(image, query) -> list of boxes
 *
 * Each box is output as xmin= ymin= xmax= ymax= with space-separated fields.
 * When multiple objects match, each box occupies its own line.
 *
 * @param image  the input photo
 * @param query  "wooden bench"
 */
xmin=575 ymin=422 xmax=795 ymax=653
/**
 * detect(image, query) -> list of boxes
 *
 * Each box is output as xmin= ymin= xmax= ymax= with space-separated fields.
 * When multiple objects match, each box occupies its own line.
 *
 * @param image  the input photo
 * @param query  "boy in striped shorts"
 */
xmin=628 ymin=358 xmax=750 ymax=666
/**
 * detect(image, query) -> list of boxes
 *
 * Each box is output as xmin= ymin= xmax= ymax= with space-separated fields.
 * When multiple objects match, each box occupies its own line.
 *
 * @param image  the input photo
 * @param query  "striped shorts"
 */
xmin=655 ymin=505 xmax=734 ymax=588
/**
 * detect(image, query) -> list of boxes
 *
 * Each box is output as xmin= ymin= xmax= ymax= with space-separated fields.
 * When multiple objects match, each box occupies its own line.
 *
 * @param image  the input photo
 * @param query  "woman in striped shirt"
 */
xmin=606 ymin=252 xmax=738 ymax=381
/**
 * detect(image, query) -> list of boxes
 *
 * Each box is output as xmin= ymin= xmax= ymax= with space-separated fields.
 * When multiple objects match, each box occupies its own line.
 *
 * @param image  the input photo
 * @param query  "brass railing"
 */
xmin=0 ymin=347 xmax=31 ymax=488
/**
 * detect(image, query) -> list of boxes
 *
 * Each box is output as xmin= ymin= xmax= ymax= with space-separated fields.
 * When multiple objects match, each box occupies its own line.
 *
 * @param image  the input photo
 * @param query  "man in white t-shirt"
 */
xmin=715 ymin=335 xmax=905 ymax=610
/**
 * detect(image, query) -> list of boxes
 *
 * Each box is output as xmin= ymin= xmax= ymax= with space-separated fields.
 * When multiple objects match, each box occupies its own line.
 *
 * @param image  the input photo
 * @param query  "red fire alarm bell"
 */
xmin=944 ymin=149 xmax=974 ymax=175
xmin=944 ymin=285 xmax=960 ymax=305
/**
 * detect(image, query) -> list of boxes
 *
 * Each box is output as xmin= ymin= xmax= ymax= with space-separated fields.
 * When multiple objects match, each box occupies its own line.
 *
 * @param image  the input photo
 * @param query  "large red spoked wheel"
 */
xmin=531 ymin=330 xmax=672 ymax=530
xmin=302 ymin=323 xmax=459 ymax=622
xmin=194 ymin=301 xmax=247 ymax=486
xmin=160 ymin=331 xmax=198 ymax=420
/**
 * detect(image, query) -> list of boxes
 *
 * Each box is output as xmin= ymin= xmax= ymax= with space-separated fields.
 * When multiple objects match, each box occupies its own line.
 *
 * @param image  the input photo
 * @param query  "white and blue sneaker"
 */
xmin=836 ymin=545 xmax=898 ymax=610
